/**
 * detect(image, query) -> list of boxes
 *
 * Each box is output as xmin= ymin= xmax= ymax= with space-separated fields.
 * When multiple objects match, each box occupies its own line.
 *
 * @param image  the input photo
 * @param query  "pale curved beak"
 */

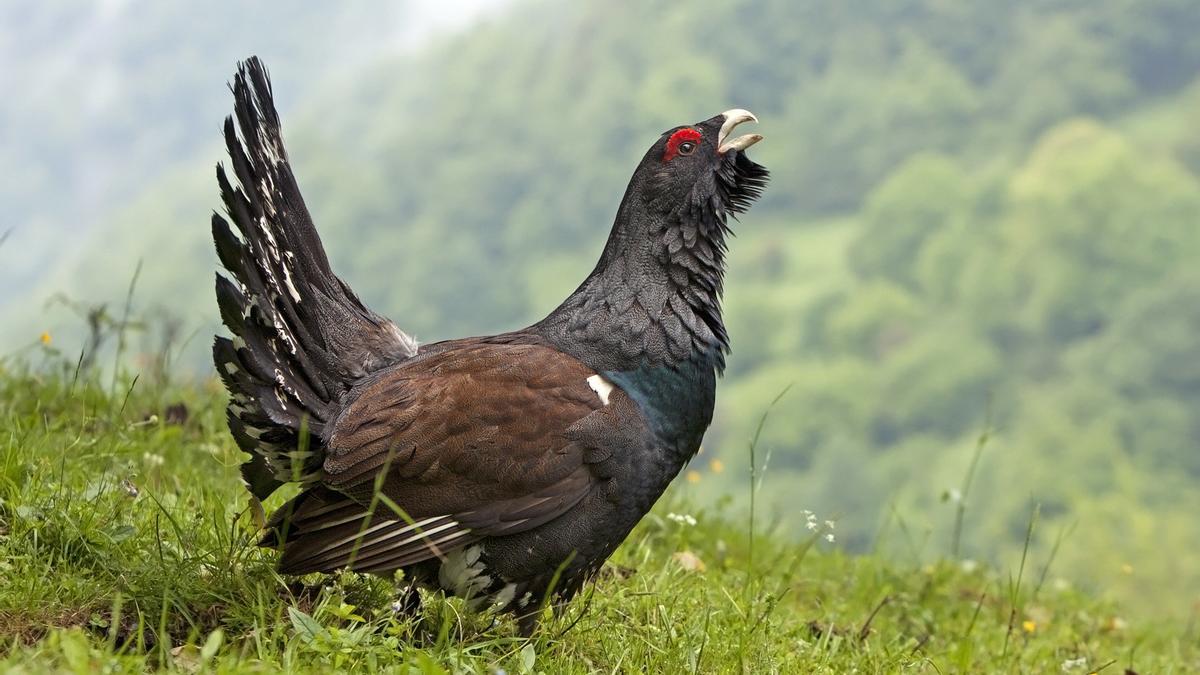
xmin=718 ymin=109 xmax=762 ymax=154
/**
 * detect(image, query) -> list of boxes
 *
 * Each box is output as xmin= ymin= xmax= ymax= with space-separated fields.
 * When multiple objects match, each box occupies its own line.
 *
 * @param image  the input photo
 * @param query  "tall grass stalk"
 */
xmin=1033 ymin=521 xmax=1076 ymax=599
xmin=951 ymin=399 xmax=992 ymax=559
xmin=1002 ymin=502 xmax=1039 ymax=660
xmin=109 ymin=260 xmax=143 ymax=399
xmin=745 ymin=384 xmax=791 ymax=586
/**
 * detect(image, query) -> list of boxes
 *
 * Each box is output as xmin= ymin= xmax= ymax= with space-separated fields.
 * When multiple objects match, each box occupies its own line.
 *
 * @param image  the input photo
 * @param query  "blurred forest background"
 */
xmin=3 ymin=0 xmax=1198 ymax=617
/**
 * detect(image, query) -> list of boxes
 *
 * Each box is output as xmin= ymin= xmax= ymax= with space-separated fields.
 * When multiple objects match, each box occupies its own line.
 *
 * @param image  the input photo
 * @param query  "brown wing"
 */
xmin=266 ymin=341 xmax=613 ymax=574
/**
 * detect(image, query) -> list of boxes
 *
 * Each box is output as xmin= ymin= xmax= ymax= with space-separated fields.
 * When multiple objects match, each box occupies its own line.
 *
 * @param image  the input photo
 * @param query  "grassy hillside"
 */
xmin=1 ymin=363 xmax=1195 ymax=673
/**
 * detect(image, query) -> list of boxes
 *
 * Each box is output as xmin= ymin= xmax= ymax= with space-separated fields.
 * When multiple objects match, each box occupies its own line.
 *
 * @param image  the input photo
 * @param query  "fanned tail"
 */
xmin=212 ymin=57 xmax=417 ymax=499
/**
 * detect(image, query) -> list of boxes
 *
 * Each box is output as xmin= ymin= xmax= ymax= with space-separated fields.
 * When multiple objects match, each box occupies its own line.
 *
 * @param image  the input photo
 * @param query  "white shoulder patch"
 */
xmin=587 ymin=374 xmax=615 ymax=406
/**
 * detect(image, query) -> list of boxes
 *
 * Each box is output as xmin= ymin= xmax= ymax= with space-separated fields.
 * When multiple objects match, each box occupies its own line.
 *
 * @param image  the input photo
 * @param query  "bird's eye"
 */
xmin=663 ymin=128 xmax=703 ymax=162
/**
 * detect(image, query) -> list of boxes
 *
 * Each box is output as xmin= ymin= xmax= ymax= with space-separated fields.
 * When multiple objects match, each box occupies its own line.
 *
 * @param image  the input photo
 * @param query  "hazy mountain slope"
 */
xmin=0 ymin=0 xmax=506 ymax=322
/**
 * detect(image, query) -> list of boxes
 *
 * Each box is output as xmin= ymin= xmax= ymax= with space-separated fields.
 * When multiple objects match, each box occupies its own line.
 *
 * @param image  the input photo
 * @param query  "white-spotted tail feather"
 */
xmin=213 ymin=56 xmax=418 ymax=499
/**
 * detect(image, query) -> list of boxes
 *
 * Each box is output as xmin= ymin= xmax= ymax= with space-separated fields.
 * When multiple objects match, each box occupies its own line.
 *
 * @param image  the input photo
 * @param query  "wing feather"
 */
xmin=265 ymin=342 xmax=614 ymax=575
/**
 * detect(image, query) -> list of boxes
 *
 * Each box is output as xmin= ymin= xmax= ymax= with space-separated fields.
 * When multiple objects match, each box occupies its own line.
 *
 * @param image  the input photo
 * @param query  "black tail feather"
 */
xmin=212 ymin=56 xmax=418 ymax=499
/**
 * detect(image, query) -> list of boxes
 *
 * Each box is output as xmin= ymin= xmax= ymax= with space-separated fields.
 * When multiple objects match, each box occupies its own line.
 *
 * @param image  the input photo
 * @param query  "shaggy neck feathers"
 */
xmin=537 ymin=180 xmax=731 ymax=375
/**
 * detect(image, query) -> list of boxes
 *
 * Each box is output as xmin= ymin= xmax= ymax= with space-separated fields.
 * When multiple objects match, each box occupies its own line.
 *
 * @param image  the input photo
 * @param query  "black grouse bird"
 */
xmin=212 ymin=57 xmax=767 ymax=634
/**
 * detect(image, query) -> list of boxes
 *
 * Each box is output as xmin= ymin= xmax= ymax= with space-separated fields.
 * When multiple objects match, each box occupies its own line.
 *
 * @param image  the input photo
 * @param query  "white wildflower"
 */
xmin=1060 ymin=656 xmax=1087 ymax=671
xmin=824 ymin=520 xmax=835 ymax=530
xmin=667 ymin=513 xmax=697 ymax=527
xmin=825 ymin=533 xmax=835 ymax=543
xmin=806 ymin=520 xmax=818 ymax=530
xmin=142 ymin=452 xmax=165 ymax=467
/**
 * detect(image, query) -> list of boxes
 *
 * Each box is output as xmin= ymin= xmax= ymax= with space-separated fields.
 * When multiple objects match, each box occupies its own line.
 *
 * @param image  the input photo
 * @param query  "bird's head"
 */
xmin=635 ymin=109 xmax=769 ymax=219
xmin=540 ymin=110 xmax=769 ymax=369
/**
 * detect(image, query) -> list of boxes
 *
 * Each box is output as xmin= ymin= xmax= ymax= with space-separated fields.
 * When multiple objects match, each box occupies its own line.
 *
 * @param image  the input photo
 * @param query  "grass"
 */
xmin=0 ymin=363 xmax=1196 ymax=673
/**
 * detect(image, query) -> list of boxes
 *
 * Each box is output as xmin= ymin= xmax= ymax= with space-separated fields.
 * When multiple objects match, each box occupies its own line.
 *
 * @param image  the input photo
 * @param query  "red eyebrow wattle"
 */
xmin=663 ymin=128 xmax=702 ymax=162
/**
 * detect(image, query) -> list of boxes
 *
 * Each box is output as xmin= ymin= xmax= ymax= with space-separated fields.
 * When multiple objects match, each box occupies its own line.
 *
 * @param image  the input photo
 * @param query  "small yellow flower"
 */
xmin=1120 ymin=563 xmax=1133 ymax=575
xmin=709 ymin=459 xmax=725 ymax=474
xmin=40 ymin=331 xmax=51 ymax=345
xmin=1021 ymin=620 xmax=1036 ymax=633
xmin=685 ymin=470 xmax=701 ymax=484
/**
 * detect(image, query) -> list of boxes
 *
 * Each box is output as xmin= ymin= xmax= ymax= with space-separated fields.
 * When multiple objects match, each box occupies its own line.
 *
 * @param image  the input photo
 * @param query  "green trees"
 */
xmin=714 ymin=113 xmax=1200 ymax=613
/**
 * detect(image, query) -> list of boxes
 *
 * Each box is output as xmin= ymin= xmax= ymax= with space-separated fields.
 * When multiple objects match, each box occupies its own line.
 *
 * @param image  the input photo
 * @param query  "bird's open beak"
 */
xmin=717 ymin=109 xmax=762 ymax=154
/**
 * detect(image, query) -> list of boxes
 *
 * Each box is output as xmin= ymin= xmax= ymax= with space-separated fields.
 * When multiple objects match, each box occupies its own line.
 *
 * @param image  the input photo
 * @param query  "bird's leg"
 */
xmin=390 ymin=581 xmax=423 ymax=622
xmin=515 ymin=600 xmax=545 ymax=638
